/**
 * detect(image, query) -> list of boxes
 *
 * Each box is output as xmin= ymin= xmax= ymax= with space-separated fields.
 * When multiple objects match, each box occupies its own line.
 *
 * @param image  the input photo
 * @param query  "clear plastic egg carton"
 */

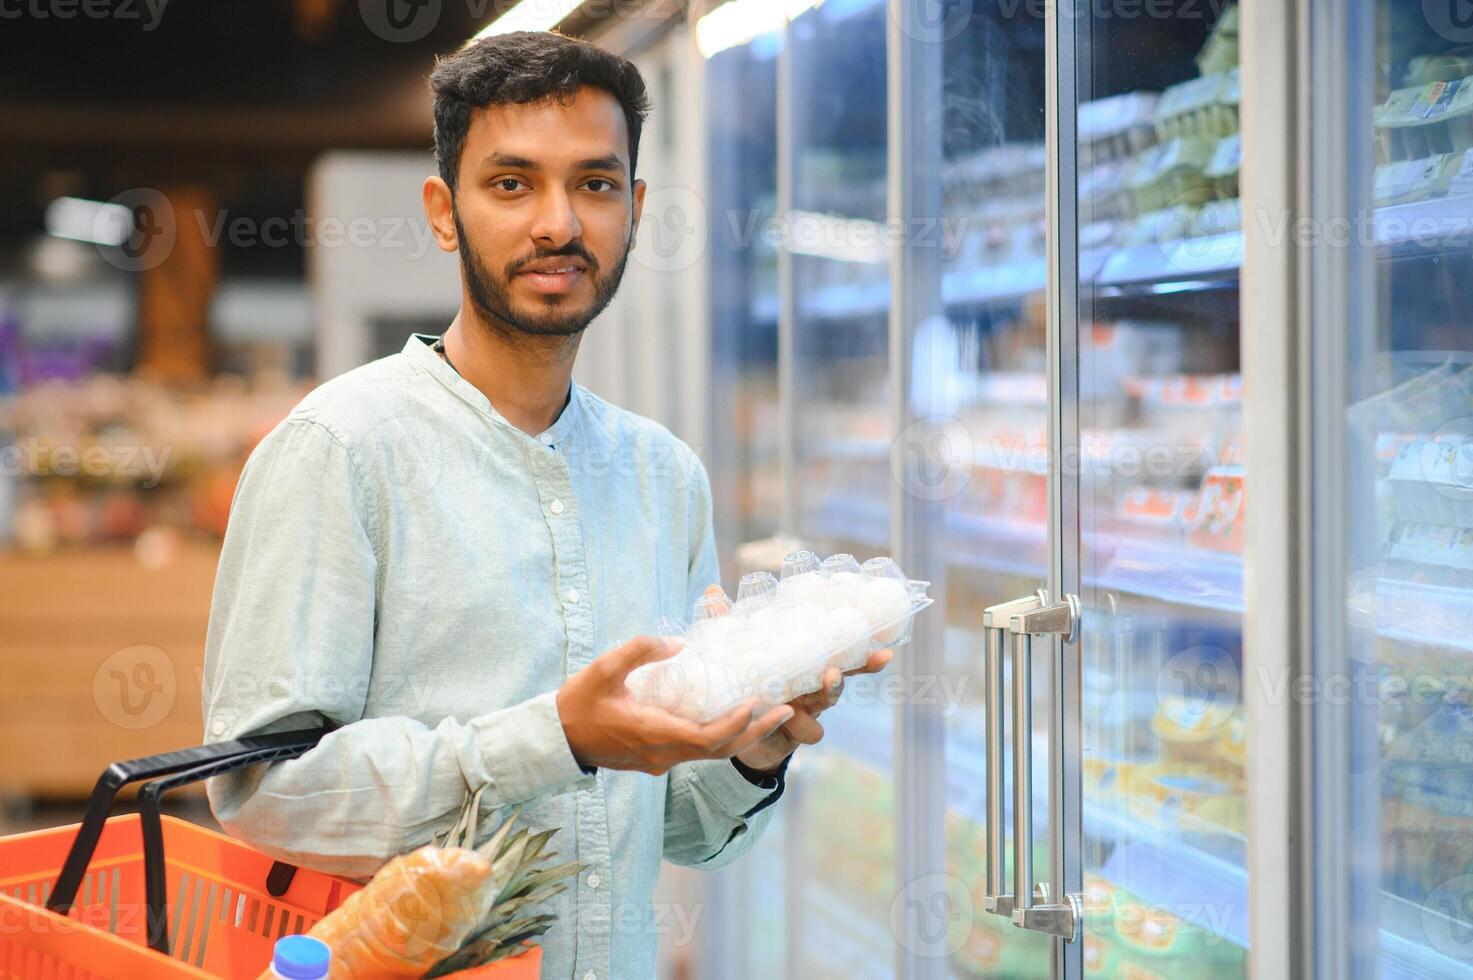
xmin=626 ymin=551 xmax=934 ymax=722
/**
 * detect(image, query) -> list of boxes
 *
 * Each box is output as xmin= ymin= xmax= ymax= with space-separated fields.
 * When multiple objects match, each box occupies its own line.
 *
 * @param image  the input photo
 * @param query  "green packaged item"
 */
xmin=1126 ymin=137 xmax=1218 ymax=213
xmin=1155 ymin=70 xmax=1240 ymax=142
xmin=1196 ymin=5 xmax=1239 ymax=76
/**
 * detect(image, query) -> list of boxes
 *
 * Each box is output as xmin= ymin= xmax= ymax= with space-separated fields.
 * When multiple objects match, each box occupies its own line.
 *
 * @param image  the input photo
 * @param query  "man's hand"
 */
xmin=732 ymin=648 xmax=894 ymax=773
xmin=687 ymin=582 xmax=895 ymax=773
xmin=557 ymin=635 xmax=795 ymax=776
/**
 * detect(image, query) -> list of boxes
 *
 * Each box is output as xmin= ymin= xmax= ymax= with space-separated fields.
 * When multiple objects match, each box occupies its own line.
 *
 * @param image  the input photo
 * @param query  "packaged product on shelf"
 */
xmin=1122 ymin=205 xmax=1197 ymax=247
xmin=1141 ymin=772 xmax=1239 ymax=824
xmin=0 ymin=374 xmax=303 ymax=553
xmin=1126 ymin=137 xmax=1219 ymax=213
xmin=625 ymin=551 xmax=933 ymax=721
xmin=1203 ymin=133 xmax=1242 ymax=199
xmin=1447 ymin=147 xmax=1473 ymax=196
xmin=1192 ymin=198 xmax=1243 ymax=239
xmin=1195 ymin=4 xmax=1239 ymax=76
xmin=1089 ymin=321 xmax=1185 ymax=379
xmin=1109 ymin=886 xmax=1246 ymax=972
xmin=1182 ymin=466 xmax=1246 ymax=554
xmin=1375 ymin=77 xmax=1473 ymax=163
xmin=1113 ymin=487 xmax=1197 ymax=542
xmin=1153 ymin=70 xmax=1240 ymax=142
xmin=1079 ymin=91 xmax=1161 ymax=164
xmin=1080 ymin=158 xmax=1135 ymax=223
xmin=1408 ymin=53 xmax=1473 ymax=85
xmin=1387 ymin=522 xmax=1473 ymax=571
xmin=1373 ymin=152 xmax=1461 ymax=205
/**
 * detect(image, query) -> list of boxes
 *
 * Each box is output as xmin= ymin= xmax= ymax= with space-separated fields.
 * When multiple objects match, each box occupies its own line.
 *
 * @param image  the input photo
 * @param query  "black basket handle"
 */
xmin=135 ymin=733 xmax=333 ymax=952
xmin=45 ymin=725 xmax=333 ymax=944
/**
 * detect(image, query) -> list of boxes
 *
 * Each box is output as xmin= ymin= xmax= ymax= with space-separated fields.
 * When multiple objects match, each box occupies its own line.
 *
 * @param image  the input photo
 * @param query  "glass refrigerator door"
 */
xmin=703 ymin=29 xmax=783 ymax=980
xmin=1074 ymin=4 xmax=1249 ymax=976
xmin=921 ymin=5 xmax=1055 ymax=978
xmin=781 ymin=3 xmax=898 ymax=976
xmin=1330 ymin=0 xmax=1473 ymax=974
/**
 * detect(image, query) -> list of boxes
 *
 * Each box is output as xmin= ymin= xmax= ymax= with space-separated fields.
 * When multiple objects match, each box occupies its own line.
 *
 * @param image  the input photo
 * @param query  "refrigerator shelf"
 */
xmin=748 ymin=192 xmax=1473 ymax=325
xmin=810 ymin=500 xmax=1473 ymax=652
xmin=817 ymin=702 xmax=1473 ymax=978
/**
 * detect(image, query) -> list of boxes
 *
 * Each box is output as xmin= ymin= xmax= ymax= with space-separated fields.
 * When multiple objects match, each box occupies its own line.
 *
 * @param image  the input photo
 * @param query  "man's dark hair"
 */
xmin=429 ymin=31 xmax=652 ymax=195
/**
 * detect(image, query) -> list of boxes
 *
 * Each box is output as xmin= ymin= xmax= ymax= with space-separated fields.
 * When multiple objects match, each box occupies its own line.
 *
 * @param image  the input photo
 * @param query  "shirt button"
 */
xmin=539 ymin=433 xmax=555 ymax=446
xmin=583 ymin=972 xmax=596 ymax=980
xmin=210 ymin=720 xmax=226 ymax=737
xmin=566 ymin=588 xmax=580 ymax=604
xmin=586 ymin=873 xmax=601 ymax=889
xmin=549 ymin=499 xmax=565 ymax=515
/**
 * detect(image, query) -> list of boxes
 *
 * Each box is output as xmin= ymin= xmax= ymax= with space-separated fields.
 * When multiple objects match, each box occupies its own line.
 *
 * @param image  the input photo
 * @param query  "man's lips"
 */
xmin=517 ymin=263 xmax=587 ymax=293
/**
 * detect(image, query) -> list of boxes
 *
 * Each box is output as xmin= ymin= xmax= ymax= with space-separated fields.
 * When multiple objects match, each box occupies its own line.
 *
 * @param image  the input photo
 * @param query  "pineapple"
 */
xmin=421 ymin=788 xmax=586 ymax=978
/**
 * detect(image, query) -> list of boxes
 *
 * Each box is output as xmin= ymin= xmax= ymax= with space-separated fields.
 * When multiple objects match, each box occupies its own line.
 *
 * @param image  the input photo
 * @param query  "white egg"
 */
xmin=745 ymin=605 xmax=780 ymax=635
xmin=774 ymin=600 xmax=825 ymax=635
xmin=861 ymin=576 xmax=910 ymax=625
xmin=862 ymin=576 xmax=913 ymax=645
xmin=822 ymin=606 xmax=872 ymax=671
xmin=660 ymin=653 xmax=741 ymax=720
xmin=777 ymin=571 xmax=827 ymax=605
xmin=823 ymin=571 xmax=867 ymax=611
xmin=625 ymin=661 xmax=658 ymax=700
xmin=697 ymin=616 xmax=753 ymax=658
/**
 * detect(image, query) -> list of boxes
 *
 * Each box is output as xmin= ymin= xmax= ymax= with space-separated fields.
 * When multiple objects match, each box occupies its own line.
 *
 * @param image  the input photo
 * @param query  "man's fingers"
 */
xmin=598 ymin=635 xmax=679 ymax=683
xmin=781 ymin=708 xmax=825 ymax=746
xmin=701 ymin=584 xmax=732 ymax=619
xmin=845 ymin=648 xmax=894 ymax=676
xmin=723 ymin=705 xmax=797 ymax=756
xmin=684 ymin=699 xmax=765 ymax=752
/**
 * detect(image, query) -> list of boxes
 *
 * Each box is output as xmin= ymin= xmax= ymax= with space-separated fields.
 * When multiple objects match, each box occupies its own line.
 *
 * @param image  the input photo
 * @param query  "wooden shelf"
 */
xmin=0 ymin=540 xmax=220 ymax=798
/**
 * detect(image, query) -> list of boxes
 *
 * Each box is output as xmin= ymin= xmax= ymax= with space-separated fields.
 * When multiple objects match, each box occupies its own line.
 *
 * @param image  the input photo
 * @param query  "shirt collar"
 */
xmin=405 ymin=333 xmax=582 ymax=447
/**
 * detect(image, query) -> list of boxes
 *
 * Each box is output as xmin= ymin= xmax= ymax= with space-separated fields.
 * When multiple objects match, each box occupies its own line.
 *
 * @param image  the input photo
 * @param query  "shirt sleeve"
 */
xmin=202 ymin=417 xmax=594 ymax=880
xmin=662 ymin=447 xmax=785 ymax=868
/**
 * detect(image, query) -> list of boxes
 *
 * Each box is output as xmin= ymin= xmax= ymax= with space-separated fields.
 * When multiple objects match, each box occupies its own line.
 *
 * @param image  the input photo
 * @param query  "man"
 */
xmin=203 ymin=29 xmax=891 ymax=979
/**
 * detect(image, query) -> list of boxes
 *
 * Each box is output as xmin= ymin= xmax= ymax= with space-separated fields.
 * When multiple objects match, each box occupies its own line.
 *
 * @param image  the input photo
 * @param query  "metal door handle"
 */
xmin=980 ymin=591 xmax=1046 ymax=919
xmin=1008 ymin=594 xmax=1083 ymax=941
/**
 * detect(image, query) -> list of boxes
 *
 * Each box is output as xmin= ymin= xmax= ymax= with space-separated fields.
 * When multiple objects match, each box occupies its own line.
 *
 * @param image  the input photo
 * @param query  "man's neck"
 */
xmin=441 ymin=307 xmax=581 ymax=437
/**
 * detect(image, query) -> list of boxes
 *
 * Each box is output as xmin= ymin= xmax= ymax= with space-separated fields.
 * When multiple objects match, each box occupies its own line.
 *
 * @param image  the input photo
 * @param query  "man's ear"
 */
xmin=422 ymin=176 xmax=459 ymax=253
xmin=629 ymin=178 xmax=647 ymax=246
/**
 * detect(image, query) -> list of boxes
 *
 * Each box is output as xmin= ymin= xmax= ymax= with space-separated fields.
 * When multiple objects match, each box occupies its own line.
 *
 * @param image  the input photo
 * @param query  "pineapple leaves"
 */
xmin=420 ymin=789 xmax=585 ymax=978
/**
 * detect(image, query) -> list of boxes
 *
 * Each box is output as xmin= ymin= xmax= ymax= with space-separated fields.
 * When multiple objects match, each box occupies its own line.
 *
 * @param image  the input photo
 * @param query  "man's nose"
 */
xmin=530 ymin=187 xmax=581 ymax=247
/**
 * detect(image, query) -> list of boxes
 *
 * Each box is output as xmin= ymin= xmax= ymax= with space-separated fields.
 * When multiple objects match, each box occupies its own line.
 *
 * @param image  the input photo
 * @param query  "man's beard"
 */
xmin=453 ymin=207 xmax=632 ymax=339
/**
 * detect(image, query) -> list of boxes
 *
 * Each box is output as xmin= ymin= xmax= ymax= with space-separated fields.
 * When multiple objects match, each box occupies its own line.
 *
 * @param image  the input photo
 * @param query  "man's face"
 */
xmin=449 ymin=86 xmax=645 ymax=337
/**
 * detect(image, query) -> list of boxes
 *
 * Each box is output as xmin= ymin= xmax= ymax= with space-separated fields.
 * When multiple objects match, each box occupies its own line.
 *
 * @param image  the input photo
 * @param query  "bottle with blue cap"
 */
xmin=270 ymin=934 xmax=332 ymax=979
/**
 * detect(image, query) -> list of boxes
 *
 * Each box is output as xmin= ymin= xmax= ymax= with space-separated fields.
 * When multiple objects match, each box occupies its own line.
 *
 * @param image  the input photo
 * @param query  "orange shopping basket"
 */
xmin=0 ymin=727 xmax=542 ymax=979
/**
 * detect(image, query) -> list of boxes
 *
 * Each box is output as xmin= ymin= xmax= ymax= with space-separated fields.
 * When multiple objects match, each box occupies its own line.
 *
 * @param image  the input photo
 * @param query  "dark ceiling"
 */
xmin=1 ymin=0 xmax=503 ymax=259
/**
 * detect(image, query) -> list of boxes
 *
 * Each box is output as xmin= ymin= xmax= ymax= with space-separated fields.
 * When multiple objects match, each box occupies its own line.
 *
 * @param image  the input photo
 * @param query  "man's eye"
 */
xmin=585 ymin=179 xmax=615 ymax=192
xmin=495 ymin=178 xmax=524 ymax=192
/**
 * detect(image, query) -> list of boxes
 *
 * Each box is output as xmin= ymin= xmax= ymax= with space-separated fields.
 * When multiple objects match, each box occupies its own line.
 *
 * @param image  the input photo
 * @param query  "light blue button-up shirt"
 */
xmin=202 ymin=334 xmax=783 ymax=979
